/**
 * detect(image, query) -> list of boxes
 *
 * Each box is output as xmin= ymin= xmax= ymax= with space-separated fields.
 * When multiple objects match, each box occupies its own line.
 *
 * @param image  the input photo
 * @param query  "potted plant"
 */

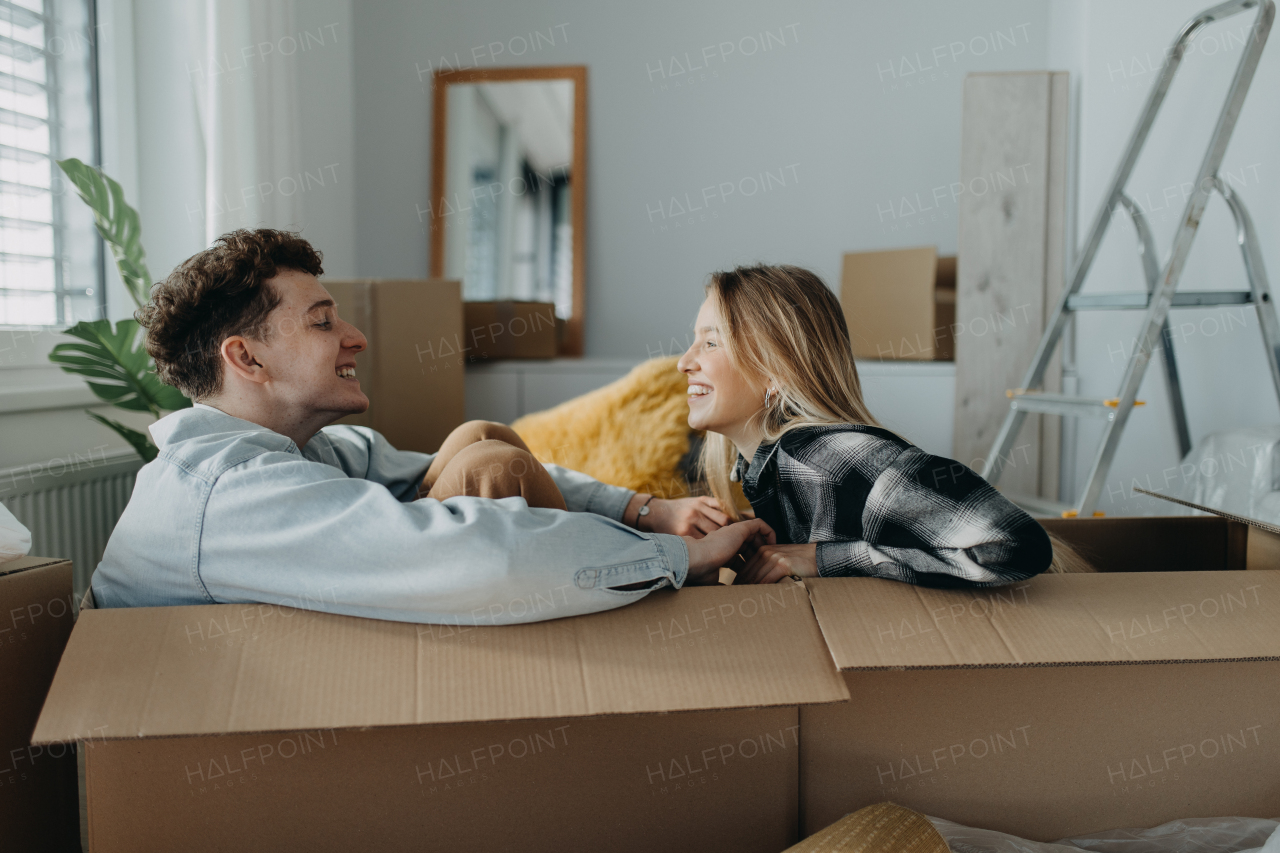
xmin=46 ymin=158 xmax=190 ymax=462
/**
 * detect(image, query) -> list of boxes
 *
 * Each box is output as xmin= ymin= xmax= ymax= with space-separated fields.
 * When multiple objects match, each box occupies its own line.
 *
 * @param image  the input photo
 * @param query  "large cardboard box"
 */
xmin=801 ymin=513 xmax=1280 ymax=842
xmin=0 ymin=557 xmax=78 ymax=852
xmin=463 ymin=300 xmax=559 ymax=361
xmin=324 ymin=279 xmax=465 ymax=454
xmin=33 ymin=584 xmax=846 ymax=852
xmin=840 ymin=246 xmax=956 ymax=361
xmin=31 ymin=515 xmax=1280 ymax=849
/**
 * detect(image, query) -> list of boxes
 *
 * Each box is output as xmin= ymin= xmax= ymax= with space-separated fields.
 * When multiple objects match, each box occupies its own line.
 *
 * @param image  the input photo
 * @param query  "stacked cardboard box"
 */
xmin=0 ymin=557 xmax=78 ymax=852
xmin=323 ymin=279 xmax=466 ymax=454
xmin=463 ymin=301 xmax=559 ymax=361
xmin=29 ymin=512 xmax=1280 ymax=851
xmin=840 ymin=246 xmax=957 ymax=361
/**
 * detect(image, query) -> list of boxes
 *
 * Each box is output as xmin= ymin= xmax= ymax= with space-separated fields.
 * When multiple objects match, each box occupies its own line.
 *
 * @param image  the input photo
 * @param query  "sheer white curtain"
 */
xmin=189 ymin=0 xmax=303 ymax=242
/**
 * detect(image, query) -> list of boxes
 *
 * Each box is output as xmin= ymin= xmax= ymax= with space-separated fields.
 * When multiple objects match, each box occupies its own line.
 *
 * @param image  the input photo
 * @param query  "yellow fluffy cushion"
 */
xmin=512 ymin=356 xmax=695 ymax=498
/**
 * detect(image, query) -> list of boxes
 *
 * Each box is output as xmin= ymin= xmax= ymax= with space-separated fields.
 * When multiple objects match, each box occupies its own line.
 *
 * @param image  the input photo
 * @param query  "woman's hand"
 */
xmin=635 ymin=495 xmax=731 ymax=537
xmin=682 ymin=519 xmax=775 ymax=585
xmin=735 ymin=543 xmax=818 ymax=584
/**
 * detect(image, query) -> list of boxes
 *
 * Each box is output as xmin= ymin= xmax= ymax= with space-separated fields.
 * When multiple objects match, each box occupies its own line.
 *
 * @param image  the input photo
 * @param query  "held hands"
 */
xmin=733 ymin=543 xmax=819 ymax=585
xmin=625 ymin=494 xmax=810 ymax=586
xmin=682 ymin=519 xmax=775 ymax=586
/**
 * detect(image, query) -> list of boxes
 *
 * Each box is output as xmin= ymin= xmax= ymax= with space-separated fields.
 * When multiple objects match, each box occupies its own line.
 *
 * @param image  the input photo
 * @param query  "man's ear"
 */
xmin=220 ymin=336 xmax=268 ymax=385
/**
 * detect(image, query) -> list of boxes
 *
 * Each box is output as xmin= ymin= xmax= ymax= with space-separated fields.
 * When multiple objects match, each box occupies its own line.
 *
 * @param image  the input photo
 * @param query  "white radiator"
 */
xmin=0 ymin=449 xmax=143 ymax=596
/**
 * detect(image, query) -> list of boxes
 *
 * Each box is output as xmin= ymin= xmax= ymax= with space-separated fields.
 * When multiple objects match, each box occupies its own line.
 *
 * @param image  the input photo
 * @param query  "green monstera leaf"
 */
xmin=49 ymin=160 xmax=190 ymax=461
xmin=87 ymin=413 xmax=159 ymax=463
xmin=48 ymin=319 xmax=189 ymax=416
xmin=57 ymin=157 xmax=152 ymax=308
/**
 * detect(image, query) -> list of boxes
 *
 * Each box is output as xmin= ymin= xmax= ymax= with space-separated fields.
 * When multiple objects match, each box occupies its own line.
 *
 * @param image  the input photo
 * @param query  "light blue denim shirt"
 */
xmin=91 ymin=404 xmax=689 ymax=624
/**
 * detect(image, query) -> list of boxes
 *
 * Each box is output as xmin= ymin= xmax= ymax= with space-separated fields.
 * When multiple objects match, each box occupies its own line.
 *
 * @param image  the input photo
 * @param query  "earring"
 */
xmin=764 ymin=388 xmax=776 ymax=407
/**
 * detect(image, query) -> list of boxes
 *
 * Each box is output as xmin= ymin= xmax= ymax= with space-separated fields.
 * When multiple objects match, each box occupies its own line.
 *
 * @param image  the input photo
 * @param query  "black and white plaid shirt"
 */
xmin=736 ymin=424 xmax=1052 ymax=588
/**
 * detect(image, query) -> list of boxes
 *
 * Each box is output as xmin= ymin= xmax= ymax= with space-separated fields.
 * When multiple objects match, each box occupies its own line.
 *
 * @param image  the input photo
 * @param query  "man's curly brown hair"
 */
xmin=137 ymin=229 xmax=323 ymax=400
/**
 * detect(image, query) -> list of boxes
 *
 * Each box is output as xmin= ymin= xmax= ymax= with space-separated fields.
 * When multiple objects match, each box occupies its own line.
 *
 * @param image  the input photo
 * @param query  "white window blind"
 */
xmin=0 ymin=0 xmax=100 ymax=327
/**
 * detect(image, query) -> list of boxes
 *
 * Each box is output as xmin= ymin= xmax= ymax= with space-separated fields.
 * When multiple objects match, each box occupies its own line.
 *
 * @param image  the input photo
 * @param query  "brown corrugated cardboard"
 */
xmin=1132 ymin=486 xmax=1280 ymax=570
xmin=33 ymin=517 xmax=1280 ymax=847
xmin=324 ymin=279 xmax=465 ymax=454
xmin=464 ymin=300 xmax=559 ymax=361
xmin=840 ymin=247 xmax=956 ymax=361
xmin=36 ymin=583 xmax=845 ymax=852
xmin=1041 ymin=515 xmax=1248 ymax=573
xmin=0 ymin=557 xmax=78 ymax=852
xmin=801 ymin=565 xmax=1280 ymax=840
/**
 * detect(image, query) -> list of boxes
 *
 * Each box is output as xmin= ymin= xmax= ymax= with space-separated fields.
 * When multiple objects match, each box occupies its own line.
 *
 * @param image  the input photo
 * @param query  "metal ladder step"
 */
xmin=1006 ymin=392 xmax=1145 ymax=420
xmin=1067 ymin=291 xmax=1254 ymax=310
xmin=995 ymin=494 xmax=1103 ymax=518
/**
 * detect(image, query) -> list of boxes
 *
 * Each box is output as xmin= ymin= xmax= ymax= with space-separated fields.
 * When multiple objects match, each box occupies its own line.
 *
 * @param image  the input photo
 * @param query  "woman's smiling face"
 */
xmin=676 ymin=296 xmax=767 ymax=439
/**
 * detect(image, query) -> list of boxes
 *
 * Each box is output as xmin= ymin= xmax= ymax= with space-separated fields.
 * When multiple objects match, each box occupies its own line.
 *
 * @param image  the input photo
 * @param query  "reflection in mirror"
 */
xmin=443 ymin=80 xmax=573 ymax=317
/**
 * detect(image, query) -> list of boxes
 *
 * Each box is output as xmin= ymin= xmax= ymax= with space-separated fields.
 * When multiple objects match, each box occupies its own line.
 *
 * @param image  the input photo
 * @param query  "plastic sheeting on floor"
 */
xmin=930 ymin=815 xmax=1280 ymax=853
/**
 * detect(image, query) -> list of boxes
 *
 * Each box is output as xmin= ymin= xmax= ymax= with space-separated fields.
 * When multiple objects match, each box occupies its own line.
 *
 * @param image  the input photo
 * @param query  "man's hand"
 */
xmin=735 ymin=543 xmax=818 ymax=585
xmin=682 ymin=519 xmax=775 ymax=586
xmin=639 ymin=496 xmax=731 ymax=537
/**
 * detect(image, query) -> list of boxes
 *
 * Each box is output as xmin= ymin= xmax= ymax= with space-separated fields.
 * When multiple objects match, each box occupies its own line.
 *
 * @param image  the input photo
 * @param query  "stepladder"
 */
xmin=982 ymin=0 xmax=1280 ymax=518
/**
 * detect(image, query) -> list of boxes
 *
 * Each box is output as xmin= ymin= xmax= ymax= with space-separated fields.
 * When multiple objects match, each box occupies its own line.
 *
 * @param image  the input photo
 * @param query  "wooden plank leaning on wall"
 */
xmin=954 ymin=71 xmax=1069 ymax=503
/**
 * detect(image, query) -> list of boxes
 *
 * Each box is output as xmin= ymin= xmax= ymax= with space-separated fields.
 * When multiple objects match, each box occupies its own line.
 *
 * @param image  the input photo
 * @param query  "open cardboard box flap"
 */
xmin=807 ymin=571 xmax=1280 ymax=670
xmin=32 ymin=583 xmax=848 ymax=745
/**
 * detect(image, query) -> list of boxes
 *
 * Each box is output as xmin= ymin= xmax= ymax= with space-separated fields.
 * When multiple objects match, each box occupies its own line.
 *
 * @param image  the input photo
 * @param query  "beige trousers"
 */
xmin=420 ymin=420 xmax=567 ymax=511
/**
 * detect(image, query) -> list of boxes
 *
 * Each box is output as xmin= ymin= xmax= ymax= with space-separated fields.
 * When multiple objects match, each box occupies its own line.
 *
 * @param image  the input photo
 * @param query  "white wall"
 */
xmin=12 ymin=0 xmax=1280 ymax=520
xmin=1067 ymin=0 xmax=1280 ymax=515
xmin=351 ymin=0 xmax=1053 ymax=361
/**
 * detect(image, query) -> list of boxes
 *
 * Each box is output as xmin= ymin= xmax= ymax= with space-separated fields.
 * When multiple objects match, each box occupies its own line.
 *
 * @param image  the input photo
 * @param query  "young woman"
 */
xmin=677 ymin=264 xmax=1057 ymax=587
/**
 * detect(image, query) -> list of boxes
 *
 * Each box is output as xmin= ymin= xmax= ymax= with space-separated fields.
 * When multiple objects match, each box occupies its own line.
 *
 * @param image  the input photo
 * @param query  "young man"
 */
xmin=91 ymin=229 xmax=772 ymax=624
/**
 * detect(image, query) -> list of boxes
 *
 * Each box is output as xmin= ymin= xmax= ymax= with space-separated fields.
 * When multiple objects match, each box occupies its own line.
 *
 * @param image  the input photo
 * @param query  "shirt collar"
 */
xmin=736 ymin=439 xmax=782 ymax=491
xmin=149 ymin=403 xmax=299 ymax=455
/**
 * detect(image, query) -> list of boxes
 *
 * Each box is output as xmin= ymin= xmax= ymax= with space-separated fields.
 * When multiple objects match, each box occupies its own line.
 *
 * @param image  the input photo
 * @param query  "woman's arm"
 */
xmin=814 ymin=445 xmax=1052 ymax=588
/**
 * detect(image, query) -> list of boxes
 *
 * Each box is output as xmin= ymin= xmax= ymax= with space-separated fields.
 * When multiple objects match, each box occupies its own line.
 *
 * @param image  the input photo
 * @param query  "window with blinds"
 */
xmin=0 ymin=0 xmax=100 ymax=327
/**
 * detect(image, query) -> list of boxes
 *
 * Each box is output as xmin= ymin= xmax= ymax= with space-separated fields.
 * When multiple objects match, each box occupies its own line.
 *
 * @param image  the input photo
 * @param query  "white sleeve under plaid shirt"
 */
xmin=735 ymin=424 xmax=1052 ymax=588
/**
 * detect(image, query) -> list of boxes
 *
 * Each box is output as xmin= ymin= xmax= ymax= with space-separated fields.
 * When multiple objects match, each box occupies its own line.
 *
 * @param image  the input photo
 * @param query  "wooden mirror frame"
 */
xmin=429 ymin=65 xmax=587 ymax=357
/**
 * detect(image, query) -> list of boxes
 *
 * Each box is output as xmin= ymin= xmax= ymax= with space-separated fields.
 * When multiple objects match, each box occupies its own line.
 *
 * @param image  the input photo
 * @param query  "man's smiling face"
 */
xmin=250 ymin=269 xmax=370 ymax=421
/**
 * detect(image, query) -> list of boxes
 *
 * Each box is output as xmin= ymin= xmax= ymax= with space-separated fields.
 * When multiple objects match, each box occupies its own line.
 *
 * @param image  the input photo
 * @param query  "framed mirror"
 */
xmin=430 ymin=66 xmax=587 ymax=356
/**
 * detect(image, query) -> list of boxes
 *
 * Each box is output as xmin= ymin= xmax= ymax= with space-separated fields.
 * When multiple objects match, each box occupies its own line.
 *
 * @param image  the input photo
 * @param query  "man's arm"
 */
xmin=311 ymin=425 xmax=434 ymax=501
xmin=196 ymin=454 xmax=687 ymax=625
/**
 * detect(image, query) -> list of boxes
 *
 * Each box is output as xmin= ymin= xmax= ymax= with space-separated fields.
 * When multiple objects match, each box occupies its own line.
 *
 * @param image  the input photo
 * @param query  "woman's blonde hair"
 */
xmin=696 ymin=264 xmax=880 ymax=521
xmin=693 ymin=263 xmax=1097 ymax=575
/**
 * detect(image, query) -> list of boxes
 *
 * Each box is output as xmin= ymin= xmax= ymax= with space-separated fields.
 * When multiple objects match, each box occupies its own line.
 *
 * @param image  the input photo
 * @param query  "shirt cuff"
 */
xmin=816 ymin=540 xmax=874 ymax=578
xmin=649 ymin=533 xmax=689 ymax=588
xmin=570 ymin=532 xmax=689 ymax=591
